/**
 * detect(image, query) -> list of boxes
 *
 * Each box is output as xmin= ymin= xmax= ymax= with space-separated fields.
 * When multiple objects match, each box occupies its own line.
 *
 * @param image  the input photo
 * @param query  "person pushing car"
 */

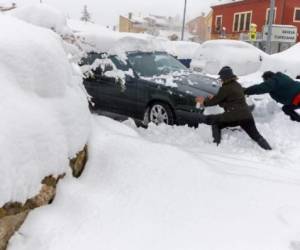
xmin=244 ymin=71 xmax=300 ymax=122
xmin=197 ymin=66 xmax=272 ymax=150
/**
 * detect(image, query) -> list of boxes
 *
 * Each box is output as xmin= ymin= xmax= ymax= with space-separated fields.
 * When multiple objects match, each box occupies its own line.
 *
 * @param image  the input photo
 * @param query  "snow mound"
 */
xmin=0 ymin=15 xmax=90 ymax=206
xmin=166 ymin=41 xmax=201 ymax=59
xmin=11 ymin=3 xmax=71 ymax=35
xmin=261 ymin=43 xmax=300 ymax=77
xmin=191 ymin=39 xmax=266 ymax=76
xmin=67 ymin=19 xmax=111 ymax=34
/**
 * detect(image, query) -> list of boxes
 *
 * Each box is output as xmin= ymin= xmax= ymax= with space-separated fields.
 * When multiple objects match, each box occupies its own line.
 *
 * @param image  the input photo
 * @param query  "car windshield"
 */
xmin=127 ymin=52 xmax=187 ymax=77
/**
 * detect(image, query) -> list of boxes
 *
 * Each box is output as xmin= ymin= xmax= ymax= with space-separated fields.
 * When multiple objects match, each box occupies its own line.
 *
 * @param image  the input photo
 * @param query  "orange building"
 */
xmin=187 ymin=11 xmax=212 ymax=42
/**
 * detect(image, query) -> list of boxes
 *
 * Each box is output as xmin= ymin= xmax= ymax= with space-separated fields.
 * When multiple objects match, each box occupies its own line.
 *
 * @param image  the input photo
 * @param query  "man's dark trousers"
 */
xmin=202 ymin=115 xmax=272 ymax=150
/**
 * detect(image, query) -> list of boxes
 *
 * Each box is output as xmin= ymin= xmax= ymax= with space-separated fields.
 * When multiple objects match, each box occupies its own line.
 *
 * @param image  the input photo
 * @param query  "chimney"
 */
xmin=128 ymin=12 xmax=133 ymax=20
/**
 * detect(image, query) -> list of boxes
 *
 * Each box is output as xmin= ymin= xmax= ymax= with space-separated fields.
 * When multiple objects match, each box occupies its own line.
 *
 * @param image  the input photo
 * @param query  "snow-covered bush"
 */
xmin=191 ymin=39 xmax=266 ymax=76
xmin=0 ymin=15 xmax=90 ymax=206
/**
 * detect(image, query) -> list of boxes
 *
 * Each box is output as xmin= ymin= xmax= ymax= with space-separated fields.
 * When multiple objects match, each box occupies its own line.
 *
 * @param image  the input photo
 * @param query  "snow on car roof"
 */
xmin=201 ymin=39 xmax=260 ymax=49
xmin=68 ymin=19 xmax=167 ymax=56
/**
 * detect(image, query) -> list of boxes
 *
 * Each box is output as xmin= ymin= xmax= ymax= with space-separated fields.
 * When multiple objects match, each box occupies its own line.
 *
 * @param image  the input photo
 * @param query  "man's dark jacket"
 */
xmin=244 ymin=72 xmax=300 ymax=105
xmin=204 ymin=79 xmax=252 ymax=123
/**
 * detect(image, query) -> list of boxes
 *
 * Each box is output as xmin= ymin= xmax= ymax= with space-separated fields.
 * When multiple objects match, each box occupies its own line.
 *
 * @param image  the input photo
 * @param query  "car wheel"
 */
xmin=148 ymin=102 xmax=174 ymax=125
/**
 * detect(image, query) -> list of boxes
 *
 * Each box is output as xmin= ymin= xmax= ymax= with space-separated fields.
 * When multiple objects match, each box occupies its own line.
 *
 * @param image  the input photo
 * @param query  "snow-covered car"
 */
xmin=71 ymin=23 xmax=219 ymax=126
xmin=191 ymin=39 xmax=266 ymax=76
xmin=81 ymin=50 xmax=219 ymax=126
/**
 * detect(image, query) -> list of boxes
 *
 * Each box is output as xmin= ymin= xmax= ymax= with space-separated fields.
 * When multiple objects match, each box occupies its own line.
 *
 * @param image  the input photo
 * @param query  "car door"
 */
xmin=84 ymin=71 xmax=123 ymax=113
xmin=113 ymin=76 xmax=139 ymax=118
xmin=84 ymin=53 xmax=139 ymax=117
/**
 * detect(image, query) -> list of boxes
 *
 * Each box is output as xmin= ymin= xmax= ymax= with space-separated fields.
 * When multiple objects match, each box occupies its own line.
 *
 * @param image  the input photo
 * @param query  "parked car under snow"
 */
xmin=81 ymin=50 xmax=219 ymax=126
xmin=75 ymin=25 xmax=219 ymax=126
xmin=191 ymin=39 xmax=266 ymax=76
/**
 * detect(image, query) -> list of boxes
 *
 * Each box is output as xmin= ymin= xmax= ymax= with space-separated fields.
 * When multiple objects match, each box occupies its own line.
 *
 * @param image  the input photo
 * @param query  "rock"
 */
xmin=0 ymin=145 xmax=88 ymax=249
xmin=0 ymin=176 xmax=60 ymax=249
xmin=0 ymin=212 xmax=28 ymax=250
xmin=70 ymin=145 xmax=88 ymax=178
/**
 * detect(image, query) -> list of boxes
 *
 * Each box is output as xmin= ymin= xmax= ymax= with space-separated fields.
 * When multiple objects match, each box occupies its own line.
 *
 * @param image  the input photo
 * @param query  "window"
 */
xmin=266 ymin=8 xmax=277 ymax=24
xmin=294 ymin=8 xmax=300 ymax=22
xmin=233 ymin=11 xmax=252 ymax=32
xmin=215 ymin=15 xmax=223 ymax=32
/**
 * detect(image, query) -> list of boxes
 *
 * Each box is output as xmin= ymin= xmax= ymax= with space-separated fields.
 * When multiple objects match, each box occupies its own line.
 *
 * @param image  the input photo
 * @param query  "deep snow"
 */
xmin=0 ymin=15 xmax=90 ymax=206
xmin=8 ymin=110 xmax=300 ymax=250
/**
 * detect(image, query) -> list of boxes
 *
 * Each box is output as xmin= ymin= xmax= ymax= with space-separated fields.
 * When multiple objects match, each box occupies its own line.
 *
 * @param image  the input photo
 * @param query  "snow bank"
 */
xmin=8 ymin=115 xmax=300 ymax=250
xmin=191 ymin=39 xmax=266 ymax=76
xmin=0 ymin=15 xmax=90 ymax=206
xmin=261 ymin=43 xmax=300 ymax=78
xmin=11 ymin=3 xmax=71 ymax=35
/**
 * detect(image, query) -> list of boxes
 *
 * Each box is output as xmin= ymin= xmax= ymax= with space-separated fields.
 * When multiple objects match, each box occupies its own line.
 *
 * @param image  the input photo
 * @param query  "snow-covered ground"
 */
xmin=8 ymin=106 xmax=300 ymax=250
xmin=7 ymin=74 xmax=300 ymax=250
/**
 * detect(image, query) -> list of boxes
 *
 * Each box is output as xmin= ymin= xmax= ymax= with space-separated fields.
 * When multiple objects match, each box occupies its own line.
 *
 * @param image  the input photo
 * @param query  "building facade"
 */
xmin=119 ymin=13 xmax=182 ymax=38
xmin=211 ymin=0 xmax=300 ymax=42
xmin=187 ymin=10 xmax=212 ymax=42
xmin=119 ymin=15 xmax=146 ymax=34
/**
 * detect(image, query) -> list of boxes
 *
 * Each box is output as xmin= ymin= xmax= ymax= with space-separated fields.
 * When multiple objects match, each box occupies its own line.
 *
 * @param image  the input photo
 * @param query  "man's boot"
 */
xmin=212 ymin=124 xmax=221 ymax=145
xmin=256 ymin=137 xmax=272 ymax=150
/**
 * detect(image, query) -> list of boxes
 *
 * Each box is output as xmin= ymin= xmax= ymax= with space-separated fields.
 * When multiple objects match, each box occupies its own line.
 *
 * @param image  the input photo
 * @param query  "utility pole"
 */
xmin=181 ymin=0 xmax=187 ymax=41
xmin=266 ymin=0 xmax=275 ymax=54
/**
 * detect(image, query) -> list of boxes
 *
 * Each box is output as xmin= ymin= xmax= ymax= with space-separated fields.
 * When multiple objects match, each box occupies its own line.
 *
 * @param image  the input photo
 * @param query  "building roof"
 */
xmin=211 ymin=0 xmax=245 ymax=8
xmin=123 ymin=13 xmax=181 ymax=28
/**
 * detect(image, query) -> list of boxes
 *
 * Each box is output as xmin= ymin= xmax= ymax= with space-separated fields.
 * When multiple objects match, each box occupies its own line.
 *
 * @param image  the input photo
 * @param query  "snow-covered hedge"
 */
xmin=0 ymin=15 xmax=90 ymax=207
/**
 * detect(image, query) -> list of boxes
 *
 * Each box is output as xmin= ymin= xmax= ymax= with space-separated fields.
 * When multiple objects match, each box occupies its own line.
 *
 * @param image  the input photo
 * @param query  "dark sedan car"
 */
xmin=81 ymin=51 xmax=219 ymax=126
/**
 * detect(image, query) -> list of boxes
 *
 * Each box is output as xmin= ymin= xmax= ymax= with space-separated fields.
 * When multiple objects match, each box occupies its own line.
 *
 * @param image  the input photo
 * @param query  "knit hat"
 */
xmin=218 ymin=66 xmax=236 ymax=82
xmin=262 ymin=71 xmax=275 ymax=81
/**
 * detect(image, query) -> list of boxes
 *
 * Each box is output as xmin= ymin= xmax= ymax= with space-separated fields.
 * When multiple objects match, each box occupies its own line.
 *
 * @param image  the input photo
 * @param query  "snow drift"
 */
xmin=191 ymin=39 xmax=266 ymax=76
xmin=261 ymin=42 xmax=300 ymax=78
xmin=11 ymin=3 xmax=71 ymax=35
xmin=8 ymin=115 xmax=300 ymax=250
xmin=0 ymin=15 xmax=90 ymax=206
